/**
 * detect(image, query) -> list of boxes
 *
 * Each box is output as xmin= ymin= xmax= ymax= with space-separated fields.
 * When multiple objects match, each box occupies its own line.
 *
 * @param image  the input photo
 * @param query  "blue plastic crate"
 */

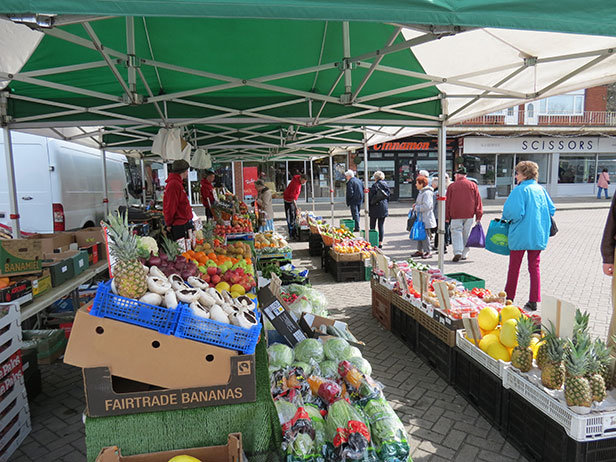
xmin=90 ymin=280 xmax=183 ymax=335
xmin=174 ymin=304 xmax=262 ymax=354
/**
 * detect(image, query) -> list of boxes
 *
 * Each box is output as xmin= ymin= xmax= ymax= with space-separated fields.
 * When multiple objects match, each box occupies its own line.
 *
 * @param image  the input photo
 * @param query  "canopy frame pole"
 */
xmin=140 ymin=156 xmax=147 ymax=208
xmin=102 ymin=149 xmax=109 ymax=216
xmin=342 ymin=21 xmax=352 ymax=95
xmin=2 ymin=126 xmax=21 ymax=238
xmin=329 ymin=151 xmax=335 ymax=224
xmin=310 ymin=159 xmax=315 ymax=213
xmin=362 ymin=127 xmax=369 ymax=238
xmin=437 ymin=123 xmax=447 ymax=273
xmin=125 ymin=17 xmax=137 ymax=95
xmin=304 ymin=160 xmax=308 ymax=203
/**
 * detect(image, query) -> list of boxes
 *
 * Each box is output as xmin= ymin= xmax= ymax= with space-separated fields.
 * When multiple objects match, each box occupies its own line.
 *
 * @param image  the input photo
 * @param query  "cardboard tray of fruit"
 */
xmin=503 ymin=365 xmax=616 ymax=442
xmin=456 ymin=329 xmax=508 ymax=378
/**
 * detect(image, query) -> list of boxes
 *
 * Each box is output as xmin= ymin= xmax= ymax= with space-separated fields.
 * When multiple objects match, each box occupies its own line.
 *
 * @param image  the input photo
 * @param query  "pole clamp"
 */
xmin=103 ymin=199 xmax=109 ymax=203
xmin=9 ymin=214 xmax=19 ymax=219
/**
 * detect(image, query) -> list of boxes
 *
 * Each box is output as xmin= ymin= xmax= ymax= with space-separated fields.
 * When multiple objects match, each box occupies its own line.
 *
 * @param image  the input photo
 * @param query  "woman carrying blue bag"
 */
xmin=502 ymin=161 xmax=556 ymax=311
xmin=410 ymin=175 xmax=436 ymax=259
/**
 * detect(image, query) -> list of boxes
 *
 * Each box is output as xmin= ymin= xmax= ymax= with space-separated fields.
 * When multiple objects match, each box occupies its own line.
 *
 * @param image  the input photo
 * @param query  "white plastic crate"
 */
xmin=456 ymin=330 xmax=507 ymax=378
xmin=0 ymin=304 xmax=19 ymax=332
xmin=0 ymin=386 xmax=29 ymax=433
xmin=0 ymin=413 xmax=30 ymax=462
xmin=503 ymin=365 xmax=616 ymax=442
xmin=0 ymin=322 xmax=20 ymax=369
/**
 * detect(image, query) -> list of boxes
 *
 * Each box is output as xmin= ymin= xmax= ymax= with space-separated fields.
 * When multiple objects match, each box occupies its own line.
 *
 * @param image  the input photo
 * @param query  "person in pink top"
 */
xmin=597 ymin=168 xmax=611 ymax=199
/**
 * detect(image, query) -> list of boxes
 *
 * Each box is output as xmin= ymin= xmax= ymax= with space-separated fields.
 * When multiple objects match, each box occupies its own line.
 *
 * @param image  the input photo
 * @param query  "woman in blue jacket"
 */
xmin=502 ymin=161 xmax=556 ymax=311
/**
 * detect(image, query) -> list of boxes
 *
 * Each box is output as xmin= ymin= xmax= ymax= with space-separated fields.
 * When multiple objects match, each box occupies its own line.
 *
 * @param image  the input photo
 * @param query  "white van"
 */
xmin=0 ymin=131 xmax=128 ymax=233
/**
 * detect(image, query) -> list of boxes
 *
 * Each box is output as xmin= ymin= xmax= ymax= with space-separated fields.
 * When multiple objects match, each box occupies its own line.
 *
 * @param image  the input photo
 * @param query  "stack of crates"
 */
xmin=0 ymin=303 xmax=31 ymax=461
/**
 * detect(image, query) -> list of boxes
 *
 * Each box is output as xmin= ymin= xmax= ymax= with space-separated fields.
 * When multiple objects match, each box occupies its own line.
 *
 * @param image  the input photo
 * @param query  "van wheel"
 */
xmin=83 ymin=221 xmax=95 ymax=228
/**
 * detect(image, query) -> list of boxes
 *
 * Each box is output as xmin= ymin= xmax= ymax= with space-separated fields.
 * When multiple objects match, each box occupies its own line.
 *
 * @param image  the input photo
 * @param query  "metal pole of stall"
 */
xmin=304 ymin=160 xmax=308 ymax=204
xmin=310 ymin=158 xmax=316 ymax=213
xmin=437 ymin=123 xmax=447 ymax=273
xmin=362 ymin=127 xmax=370 ymax=238
xmin=329 ymin=152 xmax=335 ymax=224
xmin=140 ymin=156 xmax=147 ymax=208
xmin=3 ymin=127 xmax=20 ymax=238
xmin=102 ymin=149 xmax=109 ymax=216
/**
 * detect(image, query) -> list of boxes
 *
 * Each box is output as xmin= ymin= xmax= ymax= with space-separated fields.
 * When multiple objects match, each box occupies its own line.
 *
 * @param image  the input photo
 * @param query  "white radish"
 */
xmin=164 ymin=290 xmax=178 ymax=309
xmin=209 ymin=305 xmax=229 ymax=324
xmin=139 ymin=292 xmax=163 ymax=306
xmin=234 ymin=295 xmax=256 ymax=312
xmin=198 ymin=290 xmax=216 ymax=307
xmin=207 ymin=288 xmax=225 ymax=305
xmin=149 ymin=266 xmax=167 ymax=280
xmin=169 ymin=274 xmax=188 ymax=291
xmin=147 ymin=277 xmax=172 ymax=295
xmin=233 ymin=310 xmax=259 ymax=329
xmin=187 ymin=276 xmax=207 ymax=289
xmin=190 ymin=301 xmax=210 ymax=319
xmin=176 ymin=288 xmax=200 ymax=303
xmin=221 ymin=290 xmax=234 ymax=305
xmin=221 ymin=303 xmax=240 ymax=316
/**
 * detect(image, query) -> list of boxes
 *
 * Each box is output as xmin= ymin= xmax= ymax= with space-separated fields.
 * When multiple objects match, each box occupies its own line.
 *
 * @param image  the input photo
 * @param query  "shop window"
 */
xmin=461 ymin=154 xmax=495 ymax=185
xmin=538 ymin=90 xmax=585 ymax=115
xmin=558 ymin=155 xmax=595 ymax=183
xmin=516 ymin=154 xmax=549 ymax=184
xmin=597 ymin=157 xmax=616 ymax=184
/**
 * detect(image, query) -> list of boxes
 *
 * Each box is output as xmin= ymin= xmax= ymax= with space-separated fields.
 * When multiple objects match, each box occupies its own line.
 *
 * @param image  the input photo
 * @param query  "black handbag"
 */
xmin=406 ymin=211 xmax=417 ymax=232
xmin=370 ymin=183 xmax=388 ymax=206
xmin=549 ymin=216 xmax=558 ymax=237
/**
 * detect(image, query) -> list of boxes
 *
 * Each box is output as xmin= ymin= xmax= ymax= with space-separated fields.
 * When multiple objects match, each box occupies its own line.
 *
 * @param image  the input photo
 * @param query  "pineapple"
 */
xmin=564 ymin=339 xmax=593 ymax=408
xmin=541 ymin=337 xmax=566 ymax=390
xmin=593 ymin=339 xmax=612 ymax=390
xmin=572 ymin=309 xmax=590 ymax=346
xmin=537 ymin=321 xmax=557 ymax=370
xmin=587 ymin=342 xmax=607 ymax=403
xmin=511 ymin=316 xmax=535 ymax=372
xmin=161 ymin=236 xmax=180 ymax=262
xmin=103 ymin=212 xmax=148 ymax=300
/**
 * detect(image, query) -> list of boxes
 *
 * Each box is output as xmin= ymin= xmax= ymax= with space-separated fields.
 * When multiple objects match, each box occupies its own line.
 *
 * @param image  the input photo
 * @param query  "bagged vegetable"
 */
xmin=307 ymin=376 xmax=342 ymax=405
xmin=324 ymin=399 xmax=377 ymax=462
xmin=362 ymin=397 xmax=410 ymax=462
xmin=268 ymin=343 xmax=294 ymax=368
xmin=286 ymin=284 xmax=329 ymax=316
xmin=295 ymin=338 xmax=325 ymax=363
xmin=275 ymin=398 xmax=317 ymax=460
xmin=318 ymin=360 xmax=340 ymax=379
xmin=305 ymin=404 xmax=327 ymax=453
xmin=338 ymin=361 xmax=382 ymax=400
xmin=349 ymin=356 xmax=372 ymax=376
xmin=324 ymin=338 xmax=352 ymax=362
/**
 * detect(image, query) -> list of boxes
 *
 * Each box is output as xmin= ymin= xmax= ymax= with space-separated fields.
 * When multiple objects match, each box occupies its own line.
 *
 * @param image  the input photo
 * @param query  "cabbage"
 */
xmin=294 ymin=338 xmax=324 ymax=363
xmin=288 ymin=296 xmax=313 ymax=318
xmin=305 ymin=404 xmax=326 ymax=448
xmin=348 ymin=346 xmax=362 ymax=358
xmin=286 ymin=284 xmax=328 ymax=314
xmin=319 ymin=360 xmax=339 ymax=379
xmin=268 ymin=343 xmax=294 ymax=368
xmin=349 ymin=356 xmax=372 ymax=376
xmin=269 ymin=365 xmax=282 ymax=375
xmin=137 ymin=236 xmax=158 ymax=256
xmin=292 ymin=361 xmax=312 ymax=375
xmin=323 ymin=337 xmax=351 ymax=362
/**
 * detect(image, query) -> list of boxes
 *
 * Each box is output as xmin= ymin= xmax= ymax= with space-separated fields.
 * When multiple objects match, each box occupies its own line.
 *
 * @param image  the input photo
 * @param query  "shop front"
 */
xmin=359 ymin=138 xmax=456 ymax=200
xmin=463 ymin=136 xmax=616 ymax=198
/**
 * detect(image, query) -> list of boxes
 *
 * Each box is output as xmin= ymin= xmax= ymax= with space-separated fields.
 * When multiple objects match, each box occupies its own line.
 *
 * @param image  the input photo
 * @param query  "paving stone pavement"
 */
xmin=10 ymin=206 xmax=613 ymax=460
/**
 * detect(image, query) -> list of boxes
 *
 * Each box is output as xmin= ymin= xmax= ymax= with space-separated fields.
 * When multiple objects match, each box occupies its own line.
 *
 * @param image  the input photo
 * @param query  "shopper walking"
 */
xmin=255 ymin=179 xmax=274 ymax=232
xmin=200 ymin=169 xmax=216 ymax=219
xmin=432 ymin=174 xmax=451 ymax=252
xmin=598 ymin=168 xmax=611 ymax=199
xmin=368 ymin=171 xmax=390 ymax=248
xmin=446 ymin=166 xmax=483 ymax=262
xmin=283 ymin=173 xmax=307 ymax=238
xmin=345 ymin=170 xmax=363 ymax=232
xmin=502 ymin=161 xmax=555 ymax=311
xmin=411 ymin=175 xmax=436 ymax=259
xmin=163 ymin=159 xmax=194 ymax=242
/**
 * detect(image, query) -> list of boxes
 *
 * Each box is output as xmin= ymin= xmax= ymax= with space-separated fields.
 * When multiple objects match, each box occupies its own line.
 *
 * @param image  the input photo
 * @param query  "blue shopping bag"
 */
xmin=485 ymin=218 xmax=510 ymax=255
xmin=409 ymin=215 xmax=427 ymax=241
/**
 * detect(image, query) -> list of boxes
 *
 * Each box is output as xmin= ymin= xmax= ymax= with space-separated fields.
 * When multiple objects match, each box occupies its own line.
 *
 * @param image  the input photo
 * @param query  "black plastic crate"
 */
xmin=416 ymin=324 xmax=455 ymax=384
xmin=297 ymin=229 xmax=310 ymax=242
xmin=321 ymin=245 xmax=332 ymax=270
xmin=391 ymin=305 xmax=417 ymax=351
xmin=453 ymin=348 xmax=505 ymax=429
xmin=308 ymin=234 xmax=323 ymax=256
xmin=501 ymin=389 xmax=616 ymax=462
xmin=327 ymin=258 xmax=364 ymax=282
xmin=25 ymin=368 xmax=42 ymax=400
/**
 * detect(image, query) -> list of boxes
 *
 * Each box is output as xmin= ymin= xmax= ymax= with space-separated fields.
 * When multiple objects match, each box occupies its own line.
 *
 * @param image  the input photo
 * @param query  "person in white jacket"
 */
xmin=411 ymin=175 xmax=437 ymax=259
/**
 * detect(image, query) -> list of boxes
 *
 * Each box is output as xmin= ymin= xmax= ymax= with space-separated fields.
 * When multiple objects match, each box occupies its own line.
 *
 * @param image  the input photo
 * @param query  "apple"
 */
xmin=211 ymin=275 xmax=221 ymax=284
xmin=229 ymin=274 xmax=239 ymax=284
xmin=216 ymin=267 xmax=222 ymax=275
xmin=207 ymin=266 xmax=217 ymax=276
xmin=202 ymin=274 xmax=211 ymax=283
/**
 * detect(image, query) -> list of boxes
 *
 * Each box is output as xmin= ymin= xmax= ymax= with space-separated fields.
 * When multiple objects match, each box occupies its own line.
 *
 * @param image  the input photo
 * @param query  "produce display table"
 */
xmin=19 ymin=261 xmax=109 ymax=322
xmin=84 ymin=339 xmax=281 ymax=462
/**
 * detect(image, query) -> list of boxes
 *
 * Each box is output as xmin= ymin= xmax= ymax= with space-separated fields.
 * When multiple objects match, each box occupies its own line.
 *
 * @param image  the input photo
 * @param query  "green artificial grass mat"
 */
xmin=85 ymin=339 xmax=282 ymax=461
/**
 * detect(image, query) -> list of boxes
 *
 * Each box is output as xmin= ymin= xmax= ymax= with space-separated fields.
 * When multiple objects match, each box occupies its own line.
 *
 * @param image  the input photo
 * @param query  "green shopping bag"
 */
xmin=485 ymin=218 xmax=510 ymax=255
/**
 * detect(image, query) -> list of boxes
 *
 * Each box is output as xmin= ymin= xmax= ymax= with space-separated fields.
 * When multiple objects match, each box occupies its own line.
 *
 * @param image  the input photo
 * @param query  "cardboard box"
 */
xmin=0 ymin=279 xmax=32 ymax=303
xmin=42 ymin=256 xmax=74 ymax=287
xmin=96 ymin=433 xmax=243 ymax=462
xmin=0 ymin=239 xmax=42 ymax=277
xmin=299 ymin=313 xmax=364 ymax=348
xmin=22 ymin=329 xmax=67 ymax=365
xmin=80 ymin=243 xmax=100 ymax=265
xmin=45 ymin=250 xmax=89 ymax=276
xmin=74 ymin=227 xmax=104 ymax=248
xmin=29 ymin=232 xmax=74 ymax=254
xmin=25 ymin=269 xmax=52 ymax=298
xmin=65 ymin=309 xmax=257 ymax=416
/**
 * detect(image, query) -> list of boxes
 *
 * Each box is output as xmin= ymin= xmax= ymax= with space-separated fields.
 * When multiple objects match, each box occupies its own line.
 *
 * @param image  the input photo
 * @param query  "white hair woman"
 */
xmin=345 ymin=169 xmax=363 ymax=232
xmin=368 ymin=171 xmax=390 ymax=248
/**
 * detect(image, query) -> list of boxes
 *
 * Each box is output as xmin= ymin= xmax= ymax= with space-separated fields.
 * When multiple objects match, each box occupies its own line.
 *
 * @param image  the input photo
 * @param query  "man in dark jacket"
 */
xmin=345 ymin=170 xmax=363 ymax=232
xmin=601 ymin=195 xmax=616 ymax=349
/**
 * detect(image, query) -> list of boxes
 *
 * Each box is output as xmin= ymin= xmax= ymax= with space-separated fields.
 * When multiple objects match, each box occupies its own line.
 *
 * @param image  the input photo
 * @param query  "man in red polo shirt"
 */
xmin=200 ymin=169 xmax=216 ymax=219
xmin=163 ymin=159 xmax=194 ymax=241
xmin=283 ymin=173 xmax=307 ymax=237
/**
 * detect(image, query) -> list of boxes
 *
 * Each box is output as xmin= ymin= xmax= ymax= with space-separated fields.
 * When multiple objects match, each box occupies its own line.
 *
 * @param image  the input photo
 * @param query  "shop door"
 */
xmin=496 ymin=154 xmax=515 ymax=197
xmin=397 ymin=157 xmax=416 ymax=200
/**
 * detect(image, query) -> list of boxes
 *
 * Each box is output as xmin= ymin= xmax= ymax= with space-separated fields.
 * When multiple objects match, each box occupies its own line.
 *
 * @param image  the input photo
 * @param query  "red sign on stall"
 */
xmin=243 ymin=166 xmax=259 ymax=200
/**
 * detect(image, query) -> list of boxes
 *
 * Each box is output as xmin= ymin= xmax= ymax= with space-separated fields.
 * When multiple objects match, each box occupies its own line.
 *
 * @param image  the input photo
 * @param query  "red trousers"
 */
xmin=505 ymin=250 xmax=542 ymax=303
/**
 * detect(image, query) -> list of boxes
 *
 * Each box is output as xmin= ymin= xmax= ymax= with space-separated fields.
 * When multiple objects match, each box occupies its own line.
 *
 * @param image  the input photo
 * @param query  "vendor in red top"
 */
xmin=283 ymin=173 xmax=307 ymax=237
xmin=163 ymin=159 xmax=194 ymax=241
xmin=445 ymin=165 xmax=483 ymax=262
xmin=200 ymin=170 xmax=216 ymax=219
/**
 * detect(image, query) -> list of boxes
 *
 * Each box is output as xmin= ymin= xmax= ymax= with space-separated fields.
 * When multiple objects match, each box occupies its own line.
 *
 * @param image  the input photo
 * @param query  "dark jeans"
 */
xmin=433 ymin=221 xmax=451 ymax=248
xmin=170 ymin=221 xmax=193 ymax=240
xmin=284 ymin=201 xmax=297 ymax=237
xmin=350 ymin=203 xmax=361 ymax=231
xmin=369 ymin=216 xmax=386 ymax=244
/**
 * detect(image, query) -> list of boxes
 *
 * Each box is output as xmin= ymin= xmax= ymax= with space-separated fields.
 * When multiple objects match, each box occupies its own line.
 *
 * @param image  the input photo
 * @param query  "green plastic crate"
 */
xmin=360 ymin=229 xmax=379 ymax=247
xmin=445 ymin=272 xmax=485 ymax=290
xmin=340 ymin=219 xmax=356 ymax=230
